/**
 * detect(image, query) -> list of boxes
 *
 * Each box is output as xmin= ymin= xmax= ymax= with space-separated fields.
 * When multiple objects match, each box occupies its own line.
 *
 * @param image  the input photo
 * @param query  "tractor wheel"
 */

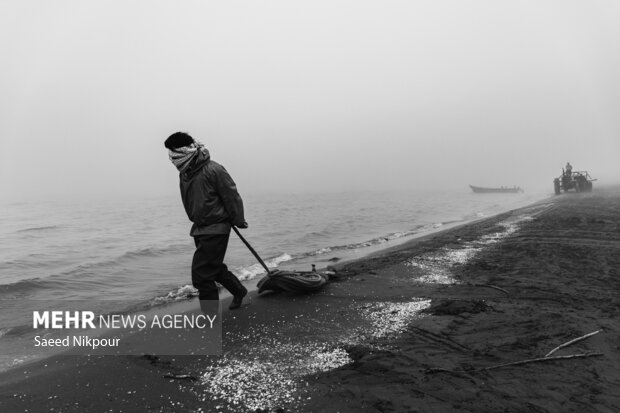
xmin=586 ymin=182 xmax=593 ymax=192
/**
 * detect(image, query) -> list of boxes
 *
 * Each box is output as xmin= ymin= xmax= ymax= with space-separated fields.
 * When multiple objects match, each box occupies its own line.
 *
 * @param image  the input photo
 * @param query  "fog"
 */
xmin=2 ymin=1 xmax=619 ymax=203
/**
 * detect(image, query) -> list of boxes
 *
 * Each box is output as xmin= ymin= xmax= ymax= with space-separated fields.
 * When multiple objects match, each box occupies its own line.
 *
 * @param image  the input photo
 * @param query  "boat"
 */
xmin=469 ymin=185 xmax=523 ymax=193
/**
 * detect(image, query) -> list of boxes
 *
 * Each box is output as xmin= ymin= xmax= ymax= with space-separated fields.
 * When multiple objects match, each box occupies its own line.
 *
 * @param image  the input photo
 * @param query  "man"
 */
xmin=164 ymin=132 xmax=248 ymax=310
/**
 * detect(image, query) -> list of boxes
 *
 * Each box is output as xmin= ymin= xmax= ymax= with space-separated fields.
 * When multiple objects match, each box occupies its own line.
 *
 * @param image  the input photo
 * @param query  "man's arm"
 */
xmin=212 ymin=163 xmax=246 ymax=227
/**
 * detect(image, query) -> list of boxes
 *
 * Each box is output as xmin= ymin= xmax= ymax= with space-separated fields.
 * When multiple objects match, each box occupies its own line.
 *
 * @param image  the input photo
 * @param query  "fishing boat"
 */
xmin=469 ymin=185 xmax=523 ymax=193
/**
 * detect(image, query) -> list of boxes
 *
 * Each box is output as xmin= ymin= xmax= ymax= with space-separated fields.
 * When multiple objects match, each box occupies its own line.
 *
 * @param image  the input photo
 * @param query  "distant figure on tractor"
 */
xmin=554 ymin=162 xmax=594 ymax=195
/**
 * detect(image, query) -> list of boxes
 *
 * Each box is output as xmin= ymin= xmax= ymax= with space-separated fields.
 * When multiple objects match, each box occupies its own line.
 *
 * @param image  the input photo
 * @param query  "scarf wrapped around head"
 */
xmin=168 ymin=139 xmax=208 ymax=173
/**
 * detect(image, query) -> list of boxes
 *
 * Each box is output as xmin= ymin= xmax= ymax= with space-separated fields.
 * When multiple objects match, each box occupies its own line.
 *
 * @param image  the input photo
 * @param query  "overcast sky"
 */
xmin=1 ymin=0 xmax=619 ymax=202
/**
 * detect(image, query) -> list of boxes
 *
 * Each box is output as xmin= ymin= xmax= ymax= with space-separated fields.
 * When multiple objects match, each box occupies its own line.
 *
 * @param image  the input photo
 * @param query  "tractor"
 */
xmin=553 ymin=170 xmax=595 ymax=195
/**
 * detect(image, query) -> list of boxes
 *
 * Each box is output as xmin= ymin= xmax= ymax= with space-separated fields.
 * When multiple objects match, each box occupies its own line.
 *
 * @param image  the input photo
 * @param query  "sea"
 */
xmin=0 ymin=189 xmax=549 ymax=369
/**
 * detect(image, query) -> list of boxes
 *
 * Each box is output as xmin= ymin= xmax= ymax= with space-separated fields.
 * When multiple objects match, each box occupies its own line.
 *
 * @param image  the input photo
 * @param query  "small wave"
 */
xmin=0 ymin=254 xmax=70 ymax=272
xmin=268 ymin=253 xmax=293 ymax=266
xmin=116 ymin=244 xmax=189 ymax=261
xmin=0 ymin=277 xmax=52 ymax=297
xmin=234 ymin=253 xmax=293 ymax=280
xmin=84 ymin=243 xmax=189 ymax=271
xmin=309 ymin=247 xmax=332 ymax=256
xmin=16 ymin=225 xmax=62 ymax=233
xmin=0 ymin=243 xmax=190 ymax=290
xmin=302 ymin=223 xmax=446 ymax=257
xmin=150 ymin=284 xmax=198 ymax=306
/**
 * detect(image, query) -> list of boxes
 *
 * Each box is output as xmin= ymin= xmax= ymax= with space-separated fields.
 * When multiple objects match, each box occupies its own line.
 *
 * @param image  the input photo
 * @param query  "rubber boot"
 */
xmin=218 ymin=271 xmax=247 ymax=310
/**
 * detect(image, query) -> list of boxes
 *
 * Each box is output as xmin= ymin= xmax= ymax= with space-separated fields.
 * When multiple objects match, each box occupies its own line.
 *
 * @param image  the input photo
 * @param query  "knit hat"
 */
xmin=164 ymin=132 xmax=194 ymax=150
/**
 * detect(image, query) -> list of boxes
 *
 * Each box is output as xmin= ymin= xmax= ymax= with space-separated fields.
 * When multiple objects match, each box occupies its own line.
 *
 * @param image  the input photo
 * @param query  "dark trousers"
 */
xmin=192 ymin=233 xmax=244 ymax=301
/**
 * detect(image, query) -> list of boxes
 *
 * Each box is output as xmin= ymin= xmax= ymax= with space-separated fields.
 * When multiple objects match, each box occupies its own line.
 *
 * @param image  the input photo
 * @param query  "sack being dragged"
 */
xmin=232 ymin=226 xmax=334 ymax=295
xmin=256 ymin=269 xmax=334 ymax=294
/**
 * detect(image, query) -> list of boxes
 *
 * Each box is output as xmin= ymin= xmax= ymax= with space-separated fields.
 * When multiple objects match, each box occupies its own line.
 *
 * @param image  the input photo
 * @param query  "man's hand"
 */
xmin=236 ymin=221 xmax=249 ymax=229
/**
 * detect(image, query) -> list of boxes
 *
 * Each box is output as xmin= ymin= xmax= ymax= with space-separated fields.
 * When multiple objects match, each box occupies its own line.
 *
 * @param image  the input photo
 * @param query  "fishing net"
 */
xmin=257 ymin=270 xmax=331 ymax=294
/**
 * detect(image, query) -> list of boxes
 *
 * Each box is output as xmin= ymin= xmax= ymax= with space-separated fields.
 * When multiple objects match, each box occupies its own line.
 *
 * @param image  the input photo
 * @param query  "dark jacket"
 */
xmin=179 ymin=149 xmax=245 ymax=236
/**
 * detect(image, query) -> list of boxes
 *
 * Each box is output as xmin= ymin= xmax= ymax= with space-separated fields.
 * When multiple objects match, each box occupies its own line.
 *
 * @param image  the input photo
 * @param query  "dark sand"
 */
xmin=1 ymin=188 xmax=619 ymax=412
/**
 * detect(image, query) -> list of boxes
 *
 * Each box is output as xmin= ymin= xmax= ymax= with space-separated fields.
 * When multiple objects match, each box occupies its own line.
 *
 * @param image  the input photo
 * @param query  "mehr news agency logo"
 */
xmin=32 ymin=310 xmax=217 ymax=349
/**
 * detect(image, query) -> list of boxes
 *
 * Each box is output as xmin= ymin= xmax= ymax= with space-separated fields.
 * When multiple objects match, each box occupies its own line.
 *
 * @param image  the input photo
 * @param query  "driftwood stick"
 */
xmin=467 ymin=283 xmax=509 ymax=295
xmin=479 ymin=353 xmax=603 ymax=372
xmin=545 ymin=330 xmax=602 ymax=358
xmin=425 ymin=353 xmax=603 ymax=374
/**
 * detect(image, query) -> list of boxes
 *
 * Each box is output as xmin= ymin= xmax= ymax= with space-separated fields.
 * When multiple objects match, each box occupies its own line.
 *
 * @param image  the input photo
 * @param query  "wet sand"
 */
xmin=1 ymin=188 xmax=619 ymax=412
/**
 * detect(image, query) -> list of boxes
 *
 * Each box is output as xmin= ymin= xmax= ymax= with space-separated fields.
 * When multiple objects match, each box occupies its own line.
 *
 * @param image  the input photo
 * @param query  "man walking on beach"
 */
xmin=165 ymin=132 xmax=248 ymax=310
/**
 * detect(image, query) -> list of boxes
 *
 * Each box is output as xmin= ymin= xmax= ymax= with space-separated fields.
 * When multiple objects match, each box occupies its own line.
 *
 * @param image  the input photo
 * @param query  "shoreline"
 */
xmin=1 ymin=190 xmax=618 ymax=412
xmin=0 ymin=190 xmax=551 ymax=332
xmin=0 ymin=193 xmax=553 ymax=375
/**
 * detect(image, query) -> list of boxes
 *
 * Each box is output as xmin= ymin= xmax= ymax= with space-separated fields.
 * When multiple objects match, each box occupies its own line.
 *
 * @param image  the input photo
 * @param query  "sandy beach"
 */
xmin=1 ymin=188 xmax=619 ymax=412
